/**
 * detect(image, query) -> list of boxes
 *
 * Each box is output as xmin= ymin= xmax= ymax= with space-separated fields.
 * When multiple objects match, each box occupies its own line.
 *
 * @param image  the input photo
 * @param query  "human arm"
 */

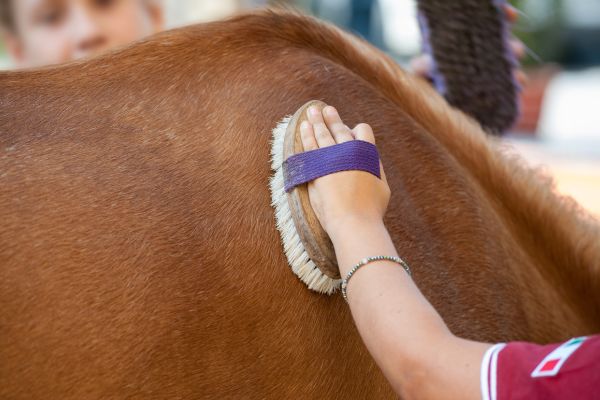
xmin=300 ymin=105 xmax=491 ymax=399
xmin=329 ymin=217 xmax=490 ymax=400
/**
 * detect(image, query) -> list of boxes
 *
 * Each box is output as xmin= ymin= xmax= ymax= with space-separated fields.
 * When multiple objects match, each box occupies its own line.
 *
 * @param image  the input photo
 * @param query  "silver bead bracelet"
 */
xmin=341 ymin=255 xmax=412 ymax=303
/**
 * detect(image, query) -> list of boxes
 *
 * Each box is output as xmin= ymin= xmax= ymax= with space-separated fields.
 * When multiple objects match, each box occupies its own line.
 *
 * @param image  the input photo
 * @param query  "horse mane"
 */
xmin=233 ymin=8 xmax=600 ymax=322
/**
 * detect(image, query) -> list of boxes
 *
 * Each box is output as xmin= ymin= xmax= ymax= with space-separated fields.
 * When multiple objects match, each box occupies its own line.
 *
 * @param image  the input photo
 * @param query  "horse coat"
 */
xmin=1 ymin=10 xmax=599 ymax=399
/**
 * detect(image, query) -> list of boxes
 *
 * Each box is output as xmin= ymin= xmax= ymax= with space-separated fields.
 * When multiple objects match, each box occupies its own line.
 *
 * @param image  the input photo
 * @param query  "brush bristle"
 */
xmin=417 ymin=0 xmax=520 ymax=134
xmin=269 ymin=116 xmax=342 ymax=295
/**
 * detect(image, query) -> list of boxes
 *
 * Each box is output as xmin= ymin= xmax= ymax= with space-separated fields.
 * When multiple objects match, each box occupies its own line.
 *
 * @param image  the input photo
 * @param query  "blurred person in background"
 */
xmin=0 ymin=0 xmax=164 ymax=69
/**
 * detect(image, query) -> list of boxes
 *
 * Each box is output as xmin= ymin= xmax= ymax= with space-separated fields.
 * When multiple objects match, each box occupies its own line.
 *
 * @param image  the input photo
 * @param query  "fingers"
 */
xmin=300 ymin=120 xmax=318 ymax=151
xmin=504 ymin=4 xmax=519 ymax=24
xmin=352 ymin=123 xmax=383 ymax=178
xmin=299 ymin=105 xmax=377 ymax=154
xmin=298 ymin=105 xmax=388 ymax=186
xmin=352 ymin=123 xmax=375 ymax=144
xmin=322 ymin=106 xmax=354 ymax=143
xmin=307 ymin=106 xmax=336 ymax=148
xmin=505 ymin=4 xmax=528 ymax=66
xmin=510 ymin=39 xmax=526 ymax=60
xmin=410 ymin=54 xmax=433 ymax=78
xmin=514 ymin=69 xmax=528 ymax=87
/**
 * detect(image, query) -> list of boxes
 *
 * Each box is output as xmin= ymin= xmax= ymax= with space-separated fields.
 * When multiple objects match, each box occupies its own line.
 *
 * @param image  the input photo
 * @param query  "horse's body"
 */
xmin=1 ymin=10 xmax=599 ymax=399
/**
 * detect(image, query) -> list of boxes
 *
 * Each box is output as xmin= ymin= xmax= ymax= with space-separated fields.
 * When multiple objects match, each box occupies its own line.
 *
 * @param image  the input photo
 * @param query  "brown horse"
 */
xmin=1 ymin=10 xmax=599 ymax=399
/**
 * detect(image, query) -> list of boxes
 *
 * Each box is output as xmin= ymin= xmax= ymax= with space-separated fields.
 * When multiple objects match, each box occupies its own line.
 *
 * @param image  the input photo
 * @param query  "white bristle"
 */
xmin=269 ymin=116 xmax=342 ymax=295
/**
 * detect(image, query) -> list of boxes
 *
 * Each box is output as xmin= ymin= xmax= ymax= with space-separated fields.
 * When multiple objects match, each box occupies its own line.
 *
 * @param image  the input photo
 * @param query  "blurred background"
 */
xmin=1 ymin=0 xmax=598 ymax=217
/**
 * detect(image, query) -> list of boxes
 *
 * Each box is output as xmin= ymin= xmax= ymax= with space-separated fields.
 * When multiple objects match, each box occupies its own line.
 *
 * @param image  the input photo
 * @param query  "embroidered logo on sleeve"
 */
xmin=531 ymin=337 xmax=587 ymax=378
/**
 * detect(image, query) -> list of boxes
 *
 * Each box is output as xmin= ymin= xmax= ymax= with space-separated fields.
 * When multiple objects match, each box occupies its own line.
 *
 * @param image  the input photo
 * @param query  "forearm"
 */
xmin=329 ymin=217 xmax=489 ymax=400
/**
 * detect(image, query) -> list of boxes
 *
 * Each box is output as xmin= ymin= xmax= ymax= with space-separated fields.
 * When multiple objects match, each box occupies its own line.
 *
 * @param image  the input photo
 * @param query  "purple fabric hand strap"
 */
xmin=283 ymin=140 xmax=381 ymax=193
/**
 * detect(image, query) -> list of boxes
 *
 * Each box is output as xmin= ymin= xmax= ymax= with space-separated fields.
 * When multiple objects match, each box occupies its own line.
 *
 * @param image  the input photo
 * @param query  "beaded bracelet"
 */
xmin=341 ymin=255 xmax=412 ymax=303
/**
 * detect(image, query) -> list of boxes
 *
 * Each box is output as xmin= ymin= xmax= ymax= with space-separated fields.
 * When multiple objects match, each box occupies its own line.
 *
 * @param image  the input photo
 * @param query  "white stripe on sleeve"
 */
xmin=490 ymin=344 xmax=506 ymax=400
xmin=481 ymin=343 xmax=506 ymax=400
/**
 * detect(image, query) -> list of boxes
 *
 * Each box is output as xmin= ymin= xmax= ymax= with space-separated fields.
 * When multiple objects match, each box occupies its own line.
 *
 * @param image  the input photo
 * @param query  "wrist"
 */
xmin=327 ymin=215 xmax=386 ymax=243
xmin=327 ymin=216 xmax=398 ymax=278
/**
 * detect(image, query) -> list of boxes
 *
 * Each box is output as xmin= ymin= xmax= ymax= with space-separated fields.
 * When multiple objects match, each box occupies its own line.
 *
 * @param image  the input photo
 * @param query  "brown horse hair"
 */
xmin=2 ymin=9 xmax=600 ymax=398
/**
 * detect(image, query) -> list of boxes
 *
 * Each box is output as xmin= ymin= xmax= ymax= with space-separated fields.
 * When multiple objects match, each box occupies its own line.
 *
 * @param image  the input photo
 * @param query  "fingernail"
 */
xmin=325 ymin=106 xmax=336 ymax=116
xmin=309 ymin=106 xmax=320 ymax=116
xmin=512 ymin=40 xmax=525 ymax=57
xmin=410 ymin=55 xmax=433 ymax=76
xmin=505 ymin=4 xmax=519 ymax=22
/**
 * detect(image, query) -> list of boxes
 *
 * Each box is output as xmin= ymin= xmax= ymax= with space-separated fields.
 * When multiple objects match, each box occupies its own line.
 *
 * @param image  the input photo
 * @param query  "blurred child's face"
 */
xmin=5 ymin=0 xmax=163 ymax=68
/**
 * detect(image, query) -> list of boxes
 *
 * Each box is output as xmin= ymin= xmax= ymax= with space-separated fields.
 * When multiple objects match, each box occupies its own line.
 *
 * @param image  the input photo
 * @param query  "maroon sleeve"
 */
xmin=481 ymin=335 xmax=600 ymax=400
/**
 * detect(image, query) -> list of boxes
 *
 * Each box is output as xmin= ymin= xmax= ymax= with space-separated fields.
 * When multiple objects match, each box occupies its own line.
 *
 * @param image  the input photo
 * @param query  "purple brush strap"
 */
xmin=283 ymin=140 xmax=381 ymax=193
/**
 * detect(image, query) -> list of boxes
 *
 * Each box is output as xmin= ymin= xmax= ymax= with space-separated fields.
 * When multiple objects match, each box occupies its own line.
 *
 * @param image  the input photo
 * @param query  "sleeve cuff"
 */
xmin=480 ymin=343 xmax=506 ymax=400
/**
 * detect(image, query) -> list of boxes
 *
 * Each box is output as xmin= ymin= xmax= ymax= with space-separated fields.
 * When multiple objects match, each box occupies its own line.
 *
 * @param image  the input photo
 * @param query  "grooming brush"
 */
xmin=417 ymin=0 xmax=520 ymax=134
xmin=270 ymin=101 xmax=341 ymax=294
xmin=270 ymin=100 xmax=382 ymax=294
